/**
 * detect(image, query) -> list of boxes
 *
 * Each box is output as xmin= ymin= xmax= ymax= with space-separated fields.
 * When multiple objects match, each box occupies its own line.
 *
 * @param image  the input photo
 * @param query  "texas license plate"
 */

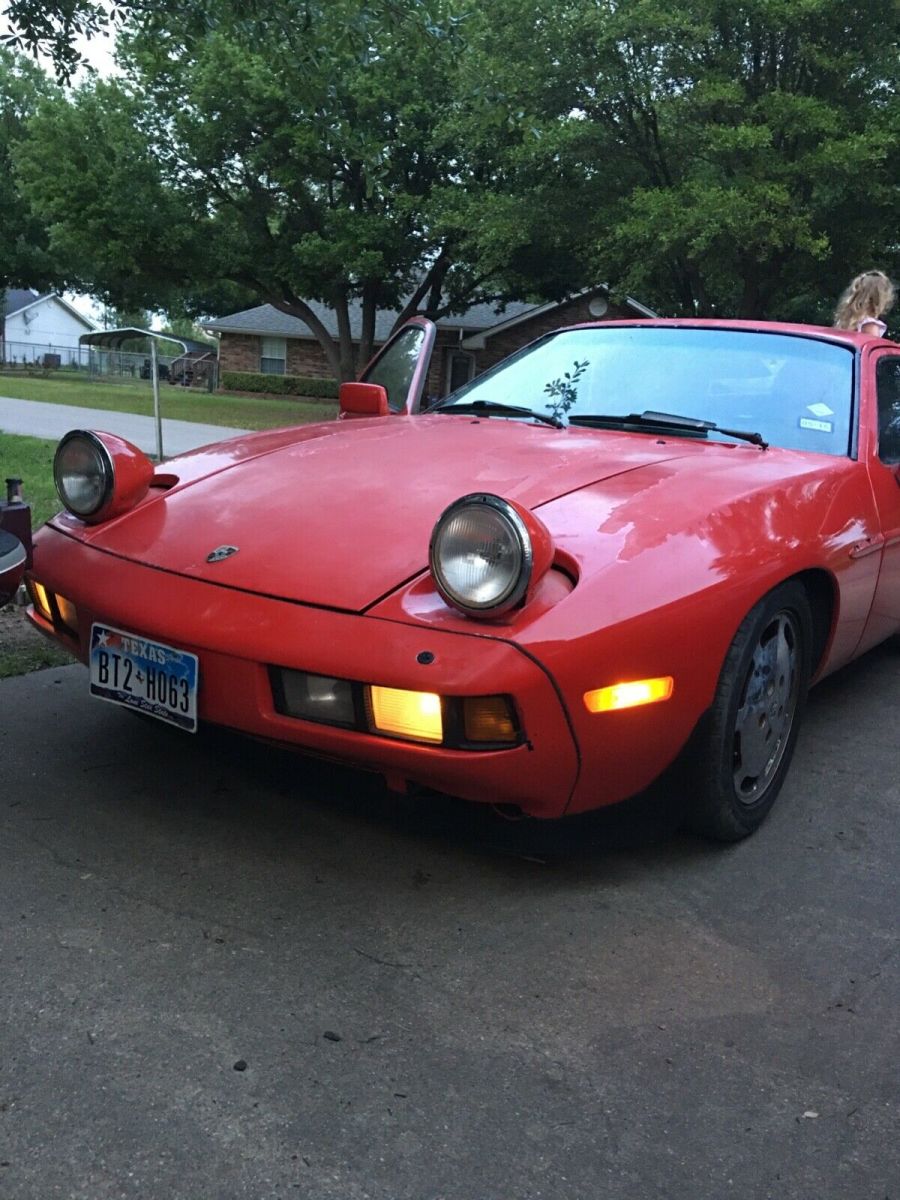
xmin=89 ymin=623 xmax=198 ymax=732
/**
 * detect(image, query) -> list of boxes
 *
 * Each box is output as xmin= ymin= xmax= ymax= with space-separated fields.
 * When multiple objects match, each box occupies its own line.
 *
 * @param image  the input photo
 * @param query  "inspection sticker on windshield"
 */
xmin=799 ymin=417 xmax=833 ymax=434
xmin=89 ymin=622 xmax=198 ymax=732
xmin=807 ymin=402 xmax=834 ymax=418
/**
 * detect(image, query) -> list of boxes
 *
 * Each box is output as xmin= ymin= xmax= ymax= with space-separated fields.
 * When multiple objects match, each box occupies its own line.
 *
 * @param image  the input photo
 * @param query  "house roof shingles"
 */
xmin=204 ymin=289 xmax=656 ymax=344
xmin=204 ymin=297 xmax=549 ymax=342
xmin=2 ymin=289 xmax=98 ymax=330
xmin=2 ymin=289 xmax=43 ymax=318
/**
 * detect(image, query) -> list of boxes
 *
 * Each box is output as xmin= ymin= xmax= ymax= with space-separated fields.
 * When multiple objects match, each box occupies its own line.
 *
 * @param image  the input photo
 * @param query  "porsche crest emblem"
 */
xmin=206 ymin=545 xmax=239 ymax=563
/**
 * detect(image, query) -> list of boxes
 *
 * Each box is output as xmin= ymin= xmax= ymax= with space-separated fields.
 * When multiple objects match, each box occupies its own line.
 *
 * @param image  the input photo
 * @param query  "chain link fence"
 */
xmin=0 ymin=339 xmax=218 ymax=389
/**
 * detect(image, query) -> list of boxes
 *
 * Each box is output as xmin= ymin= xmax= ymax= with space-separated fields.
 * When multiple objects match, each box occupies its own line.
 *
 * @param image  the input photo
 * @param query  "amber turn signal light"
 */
xmin=583 ymin=676 xmax=674 ymax=713
xmin=462 ymin=696 xmax=518 ymax=743
xmin=27 ymin=579 xmax=52 ymax=622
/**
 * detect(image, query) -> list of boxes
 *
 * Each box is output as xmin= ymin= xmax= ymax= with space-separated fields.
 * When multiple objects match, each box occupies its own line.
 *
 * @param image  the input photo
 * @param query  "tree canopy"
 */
xmin=452 ymin=0 xmax=899 ymax=321
xmin=0 ymin=46 xmax=63 ymax=289
xmin=14 ymin=0 xmax=541 ymax=377
xmin=5 ymin=0 xmax=899 ymax=375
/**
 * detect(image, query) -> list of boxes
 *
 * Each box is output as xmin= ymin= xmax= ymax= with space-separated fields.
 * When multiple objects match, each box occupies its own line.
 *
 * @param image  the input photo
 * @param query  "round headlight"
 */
xmin=54 ymin=431 xmax=114 ymax=517
xmin=430 ymin=494 xmax=533 ymax=616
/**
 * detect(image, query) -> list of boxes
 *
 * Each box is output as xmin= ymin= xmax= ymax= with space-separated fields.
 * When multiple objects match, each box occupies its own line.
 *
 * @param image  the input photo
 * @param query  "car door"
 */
xmin=858 ymin=344 xmax=900 ymax=646
xmin=355 ymin=317 xmax=437 ymax=415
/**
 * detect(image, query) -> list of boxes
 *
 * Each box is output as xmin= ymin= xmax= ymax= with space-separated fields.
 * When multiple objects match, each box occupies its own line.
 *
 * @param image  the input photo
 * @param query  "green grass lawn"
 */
xmin=0 ymin=637 xmax=74 ymax=680
xmin=0 ymin=432 xmax=62 ymax=526
xmin=0 ymin=372 xmax=337 ymax=429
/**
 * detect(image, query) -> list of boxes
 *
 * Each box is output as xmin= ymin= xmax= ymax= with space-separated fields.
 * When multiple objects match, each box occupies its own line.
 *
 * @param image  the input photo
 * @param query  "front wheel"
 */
xmin=685 ymin=581 xmax=813 ymax=842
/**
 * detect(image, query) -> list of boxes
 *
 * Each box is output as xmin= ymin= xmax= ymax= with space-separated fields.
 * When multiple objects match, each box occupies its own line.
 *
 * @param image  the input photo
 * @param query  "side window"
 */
xmin=876 ymin=357 xmax=900 ymax=463
xmin=362 ymin=325 xmax=427 ymax=412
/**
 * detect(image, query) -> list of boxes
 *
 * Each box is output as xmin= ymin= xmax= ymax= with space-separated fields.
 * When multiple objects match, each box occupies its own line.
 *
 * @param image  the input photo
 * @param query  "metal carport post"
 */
xmin=77 ymin=328 xmax=194 ymax=460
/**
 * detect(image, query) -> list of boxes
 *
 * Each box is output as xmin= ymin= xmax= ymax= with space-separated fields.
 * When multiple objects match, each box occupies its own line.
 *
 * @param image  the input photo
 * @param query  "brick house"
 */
xmin=204 ymin=287 xmax=656 ymax=398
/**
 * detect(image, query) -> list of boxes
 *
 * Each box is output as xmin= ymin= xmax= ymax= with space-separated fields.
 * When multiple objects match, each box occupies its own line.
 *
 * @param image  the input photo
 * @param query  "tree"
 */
xmin=104 ymin=305 xmax=149 ymax=329
xmin=0 ymin=47 xmax=65 ymax=290
xmin=451 ymin=0 xmax=900 ymax=319
xmin=2 ymin=0 xmax=118 ymax=81
xmin=160 ymin=314 xmax=216 ymax=345
xmin=14 ymin=0 xmax=545 ymax=380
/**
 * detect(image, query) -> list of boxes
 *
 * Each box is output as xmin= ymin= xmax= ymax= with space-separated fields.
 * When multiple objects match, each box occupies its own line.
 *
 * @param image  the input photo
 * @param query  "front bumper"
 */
xmin=28 ymin=529 xmax=580 ymax=818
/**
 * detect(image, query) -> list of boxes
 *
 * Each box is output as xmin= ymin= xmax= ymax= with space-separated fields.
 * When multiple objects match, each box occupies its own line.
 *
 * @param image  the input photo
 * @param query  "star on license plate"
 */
xmin=89 ymin=623 xmax=198 ymax=732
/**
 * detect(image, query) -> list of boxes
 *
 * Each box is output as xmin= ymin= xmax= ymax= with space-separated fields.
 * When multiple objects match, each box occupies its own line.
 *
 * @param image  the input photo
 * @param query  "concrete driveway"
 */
xmin=0 ymin=396 xmax=250 ymax=456
xmin=0 ymin=645 xmax=897 ymax=1199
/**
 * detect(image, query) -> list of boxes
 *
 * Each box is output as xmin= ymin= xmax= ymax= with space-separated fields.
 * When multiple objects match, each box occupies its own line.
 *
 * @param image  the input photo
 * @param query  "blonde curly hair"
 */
xmin=833 ymin=270 xmax=895 ymax=330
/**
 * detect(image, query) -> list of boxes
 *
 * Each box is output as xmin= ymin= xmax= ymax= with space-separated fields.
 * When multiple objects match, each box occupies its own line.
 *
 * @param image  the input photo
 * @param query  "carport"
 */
xmin=78 ymin=328 xmax=196 ymax=459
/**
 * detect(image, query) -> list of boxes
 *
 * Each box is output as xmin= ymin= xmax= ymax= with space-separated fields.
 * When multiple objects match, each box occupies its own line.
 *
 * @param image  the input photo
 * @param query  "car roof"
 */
xmin=556 ymin=317 xmax=878 ymax=349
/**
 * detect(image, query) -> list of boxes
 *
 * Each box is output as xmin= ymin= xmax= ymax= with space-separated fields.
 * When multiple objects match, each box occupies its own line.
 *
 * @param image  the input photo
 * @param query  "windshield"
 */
xmin=441 ymin=327 xmax=854 ymax=456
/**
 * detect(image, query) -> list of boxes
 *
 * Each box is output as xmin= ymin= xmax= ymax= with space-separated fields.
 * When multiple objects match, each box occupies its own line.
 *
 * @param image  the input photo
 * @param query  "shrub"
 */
xmin=221 ymin=370 xmax=339 ymax=398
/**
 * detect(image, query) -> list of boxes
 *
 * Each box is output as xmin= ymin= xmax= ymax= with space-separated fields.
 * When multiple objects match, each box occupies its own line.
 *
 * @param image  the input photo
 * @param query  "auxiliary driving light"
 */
xmin=275 ymin=670 xmax=356 ymax=726
xmin=583 ymin=676 xmax=674 ymax=713
xmin=367 ymin=686 xmax=443 ymax=744
xmin=270 ymin=668 xmax=522 ymax=750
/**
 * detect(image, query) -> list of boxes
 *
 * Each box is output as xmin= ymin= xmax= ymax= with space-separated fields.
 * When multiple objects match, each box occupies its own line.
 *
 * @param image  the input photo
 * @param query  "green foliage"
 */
xmin=14 ymin=78 xmax=213 ymax=312
xmin=105 ymin=305 xmax=150 ymax=330
xmin=544 ymin=360 xmax=589 ymax=422
xmin=221 ymin=371 xmax=339 ymax=399
xmin=6 ymin=0 xmax=898 ymax=333
xmin=11 ymin=1 xmax=510 ymax=379
xmin=160 ymin=315 xmax=216 ymax=346
xmin=453 ymin=0 xmax=900 ymax=318
xmin=2 ymin=0 xmax=126 ymax=82
xmin=0 ymin=47 xmax=64 ymax=289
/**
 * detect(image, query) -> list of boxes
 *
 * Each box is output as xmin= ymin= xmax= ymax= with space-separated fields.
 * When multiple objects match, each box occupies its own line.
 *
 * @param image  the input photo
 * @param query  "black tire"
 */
xmin=685 ymin=580 xmax=813 ymax=842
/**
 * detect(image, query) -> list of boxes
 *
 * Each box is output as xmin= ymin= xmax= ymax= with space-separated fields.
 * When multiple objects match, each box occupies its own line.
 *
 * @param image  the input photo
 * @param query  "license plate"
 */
xmin=89 ymin=623 xmax=198 ymax=732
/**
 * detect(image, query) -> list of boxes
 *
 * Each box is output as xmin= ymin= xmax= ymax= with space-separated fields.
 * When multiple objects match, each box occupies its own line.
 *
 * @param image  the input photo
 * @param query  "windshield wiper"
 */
xmin=432 ymin=399 xmax=564 ymax=429
xmin=568 ymin=409 xmax=768 ymax=449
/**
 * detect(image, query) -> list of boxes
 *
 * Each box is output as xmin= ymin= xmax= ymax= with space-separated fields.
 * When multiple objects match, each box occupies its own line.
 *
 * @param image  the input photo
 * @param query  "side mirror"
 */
xmin=338 ymin=381 xmax=389 ymax=419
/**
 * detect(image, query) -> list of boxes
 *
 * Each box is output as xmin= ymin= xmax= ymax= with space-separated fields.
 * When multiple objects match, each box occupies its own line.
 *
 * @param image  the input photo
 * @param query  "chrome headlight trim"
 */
xmin=53 ymin=430 xmax=115 ymax=518
xmin=429 ymin=493 xmax=534 ymax=617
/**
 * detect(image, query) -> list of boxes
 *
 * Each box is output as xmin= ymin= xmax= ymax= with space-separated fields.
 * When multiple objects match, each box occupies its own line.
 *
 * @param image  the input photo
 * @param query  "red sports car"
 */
xmin=25 ymin=319 xmax=900 ymax=839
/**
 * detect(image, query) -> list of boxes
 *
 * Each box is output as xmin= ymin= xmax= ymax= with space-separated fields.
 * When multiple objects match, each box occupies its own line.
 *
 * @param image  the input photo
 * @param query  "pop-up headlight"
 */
xmin=429 ymin=493 xmax=553 ymax=618
xmin=54 ymin=431 xmax=113 ymax=517
xmin=54 ymin=430 xmax=154 ymax=524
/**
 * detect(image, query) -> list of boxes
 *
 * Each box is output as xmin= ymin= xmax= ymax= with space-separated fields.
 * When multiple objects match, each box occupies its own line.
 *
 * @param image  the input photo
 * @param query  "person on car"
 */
xmin=833 ymin=269 xmax=895 ymax=336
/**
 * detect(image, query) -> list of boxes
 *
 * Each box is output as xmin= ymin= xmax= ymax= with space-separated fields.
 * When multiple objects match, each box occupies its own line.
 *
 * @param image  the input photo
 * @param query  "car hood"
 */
xmin=63 ymin=416 xmax=722 ymax=611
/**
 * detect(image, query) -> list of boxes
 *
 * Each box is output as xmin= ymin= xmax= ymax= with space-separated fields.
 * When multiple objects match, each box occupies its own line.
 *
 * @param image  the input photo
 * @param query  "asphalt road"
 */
xmin=0 ymin=396 xmax=250 ymax=457
xmin=0 ymin=647 xmax=897 ymax=1200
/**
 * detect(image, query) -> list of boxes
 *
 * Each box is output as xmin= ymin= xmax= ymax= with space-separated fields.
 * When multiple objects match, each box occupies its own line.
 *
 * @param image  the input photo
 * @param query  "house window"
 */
xmin=446 ymin=350 xmax=475 ymax=395
xmin=260 ymin=336 xmax=287 ymax=375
